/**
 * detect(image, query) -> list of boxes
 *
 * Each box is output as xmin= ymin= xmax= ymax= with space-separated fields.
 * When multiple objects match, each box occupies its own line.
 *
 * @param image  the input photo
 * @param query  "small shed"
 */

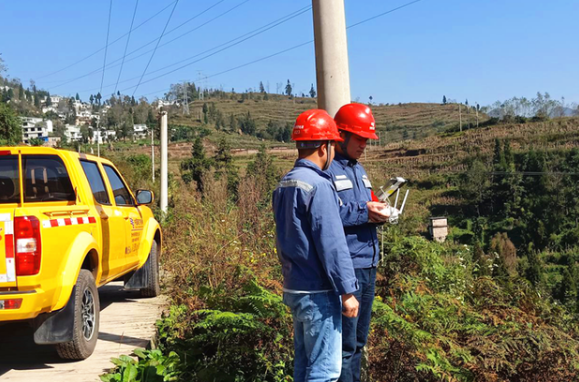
xmin=429 ymin=217 xmax=448 ymax=243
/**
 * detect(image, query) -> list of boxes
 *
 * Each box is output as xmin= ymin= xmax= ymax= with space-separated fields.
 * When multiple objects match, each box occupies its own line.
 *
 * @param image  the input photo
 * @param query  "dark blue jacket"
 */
xmin=326 ymin=153 xmax=380 ymax=269
xmin=272 ymin=159 xmax=358 ymax=295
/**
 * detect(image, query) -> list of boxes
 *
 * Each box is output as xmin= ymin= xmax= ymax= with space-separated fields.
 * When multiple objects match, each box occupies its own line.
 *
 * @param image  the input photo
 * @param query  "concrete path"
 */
xmin=0 ymin=282 xmax=167 ymax=381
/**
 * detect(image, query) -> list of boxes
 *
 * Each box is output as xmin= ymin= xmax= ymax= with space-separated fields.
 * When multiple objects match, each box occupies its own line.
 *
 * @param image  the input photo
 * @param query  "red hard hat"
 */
xmin=292 ymin=109 xmax=344 ymax=142
xmin=334 ymin=103 xmax=378 ymax=140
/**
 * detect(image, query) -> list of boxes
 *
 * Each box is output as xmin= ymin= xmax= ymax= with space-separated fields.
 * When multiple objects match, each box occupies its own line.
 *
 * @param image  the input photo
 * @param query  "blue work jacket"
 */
xmin=272 ymin=159 xmax=358 ymax=295
xmin=326 ymin=153 xmax=380 ymax=269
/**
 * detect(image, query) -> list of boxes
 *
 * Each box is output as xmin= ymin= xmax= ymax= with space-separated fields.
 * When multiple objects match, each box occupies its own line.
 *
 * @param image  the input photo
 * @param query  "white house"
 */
xmin=65 ymin=124 xmax=82 ymax=142
xmin=20 ymin=117 xmax=53 ymax=144
xmin=133 ymin=124 xmax=148 ymax=139
xmin=92 ymin=129 xmax=116 ymax=144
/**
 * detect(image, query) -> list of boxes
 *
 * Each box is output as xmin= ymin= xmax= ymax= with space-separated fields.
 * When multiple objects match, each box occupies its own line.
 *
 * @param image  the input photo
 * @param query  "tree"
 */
xmin=0 ymin=103 xmax=21 ymax=144
xmin=285 ymin=80 xmax=292 ymax=97
xmin=45 ymin=92 xmax=52 ymax=106
xmin=459 ymin=158 xmax=491 ymax=216
xmin=259 ymin=81 xmax=265 ymax=94
xmin=238 ymin=111 xmax=256 ymax=135
xmin=465 ymin=99 xmax=469 ymax=106
xmin=309 ymin=84 xmax=316 ymax=98
xmin=442 ymin=95 xmax=447 ymax=105
xmin=369 ymin=96 xmax=373 ymax=104
xmin=214 ymin=138 xmax=239 ymax=201
xmin=0 ymin=53 xmax=6 ymax=74
xmin=202 ymin=102 xmax=208 ymax=124
xmin=75 ymin=93 xmax=80 ymax=101
xmin=228 ymin=114 xmax=236 ymax=132
xmin=28 ymin=137 xmax=44 ymax=146
xmin=89 ymin=94 xmax=94 ymax=105
xmin=180 ymin=137 xmax=212 ymax=193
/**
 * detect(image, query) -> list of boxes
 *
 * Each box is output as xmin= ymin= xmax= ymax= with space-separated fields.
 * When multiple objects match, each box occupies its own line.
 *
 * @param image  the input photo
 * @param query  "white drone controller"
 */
xmin=375 ymin=178 xmax=409 ymax=225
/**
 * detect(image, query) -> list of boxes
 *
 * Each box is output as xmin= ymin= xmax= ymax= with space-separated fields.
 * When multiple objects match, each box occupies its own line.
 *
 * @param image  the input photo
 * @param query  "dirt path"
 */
xmin=0 ymin=282 xmax=167 ymax=382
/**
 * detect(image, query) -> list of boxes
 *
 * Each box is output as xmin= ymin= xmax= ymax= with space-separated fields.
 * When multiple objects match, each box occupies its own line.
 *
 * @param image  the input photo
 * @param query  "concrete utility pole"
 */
xmin=151 ymin=127 xmax=155 ymax=182
xmin=459 ymin=103 xmax=462 ymax=132
xmin=312 ymin=0 xmax=351 ymax=117
xmin=159 ymin=111 xmax=168 ymax=214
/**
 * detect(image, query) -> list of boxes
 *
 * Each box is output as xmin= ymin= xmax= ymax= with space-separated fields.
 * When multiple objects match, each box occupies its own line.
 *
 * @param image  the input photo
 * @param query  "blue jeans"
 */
xmin=339 ymin=268 xmax=377 ymax=382
xmin=283 ymin=291 xmax=343 ymax=382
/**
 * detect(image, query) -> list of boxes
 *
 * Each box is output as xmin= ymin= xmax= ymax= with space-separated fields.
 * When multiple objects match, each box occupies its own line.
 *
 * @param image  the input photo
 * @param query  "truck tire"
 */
xmin=140 ymin=241 xmax=160 ymax=297
xmin=56 ymin=270 xmax=100 ymax=360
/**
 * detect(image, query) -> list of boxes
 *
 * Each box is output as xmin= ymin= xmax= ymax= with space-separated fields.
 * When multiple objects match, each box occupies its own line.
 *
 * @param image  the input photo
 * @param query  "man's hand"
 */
xmin=342 ymin=294 xmax=359 ymax=318
xmin=367 ymin=201 xmax=389 ymax=223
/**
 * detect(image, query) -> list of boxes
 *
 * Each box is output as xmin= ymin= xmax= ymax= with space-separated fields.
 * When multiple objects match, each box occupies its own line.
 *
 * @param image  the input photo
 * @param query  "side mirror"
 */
xmin=136 ymin=189 xmax=154 ymax=205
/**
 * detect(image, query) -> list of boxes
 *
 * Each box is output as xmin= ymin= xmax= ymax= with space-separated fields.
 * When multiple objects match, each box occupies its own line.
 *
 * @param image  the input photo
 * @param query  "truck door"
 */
xmin=80 ymin=160 xmax=126 ymax=281
xmin=0 ymin=154 xmax=19 ymax=288
xmin=102 ymin=164 xmax=142 ymax=268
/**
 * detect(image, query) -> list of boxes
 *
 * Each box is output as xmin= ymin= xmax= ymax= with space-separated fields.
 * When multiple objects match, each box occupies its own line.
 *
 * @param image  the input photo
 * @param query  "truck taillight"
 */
xmin=14 ymin=216 xmax=42 ymax=276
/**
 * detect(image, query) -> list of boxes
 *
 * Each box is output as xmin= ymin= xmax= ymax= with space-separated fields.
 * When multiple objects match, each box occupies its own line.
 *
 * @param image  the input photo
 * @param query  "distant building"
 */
xmin=133 ymin=124 xmax=148 ymax=139
xmin=20 ymin=117 xmax=53 ymax=144
xmin=93 ymin=129 xmax=116 ymax=144
xmin=65 ymin=124 xmax=82 ymax=142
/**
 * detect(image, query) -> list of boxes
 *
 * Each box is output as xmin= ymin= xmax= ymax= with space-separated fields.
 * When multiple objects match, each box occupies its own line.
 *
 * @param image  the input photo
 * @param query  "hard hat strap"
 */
xmin=340 ymin=131 xmax=352 ymax=153
xmin=323 ymin=140 xmax=332 ymax=171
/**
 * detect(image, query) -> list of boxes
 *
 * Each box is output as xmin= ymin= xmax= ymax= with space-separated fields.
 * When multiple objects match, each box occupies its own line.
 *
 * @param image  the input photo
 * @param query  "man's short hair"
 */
xmin=296 ymin=140 xmax=325 ymax=149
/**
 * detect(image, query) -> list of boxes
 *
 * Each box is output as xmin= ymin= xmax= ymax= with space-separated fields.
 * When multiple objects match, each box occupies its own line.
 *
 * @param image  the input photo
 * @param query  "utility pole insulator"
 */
xmin=312 ymin=0 xmax=351 ymax=117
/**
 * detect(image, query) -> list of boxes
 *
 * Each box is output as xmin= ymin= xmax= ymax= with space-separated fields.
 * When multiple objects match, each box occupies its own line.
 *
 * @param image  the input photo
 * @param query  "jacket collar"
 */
xmin=334 ymin=152 xmax=358 ymax=168
xmin=294 ymin=159 xmax=332 ymax=180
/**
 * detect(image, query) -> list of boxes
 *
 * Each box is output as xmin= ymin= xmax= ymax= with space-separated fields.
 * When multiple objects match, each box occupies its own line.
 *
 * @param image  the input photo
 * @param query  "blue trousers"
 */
xmin=339 ymin=268 xmax=377 ymax=382
xmin=283 ymin=291 xmax=343 ymax=382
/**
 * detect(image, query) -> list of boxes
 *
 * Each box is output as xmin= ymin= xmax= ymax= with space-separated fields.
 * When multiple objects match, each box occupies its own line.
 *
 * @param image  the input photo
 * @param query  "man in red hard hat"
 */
xmin=273 ymin=109 xmax=360 ymax=382
xmin=326 ymin=103 xmax=389 ymax=382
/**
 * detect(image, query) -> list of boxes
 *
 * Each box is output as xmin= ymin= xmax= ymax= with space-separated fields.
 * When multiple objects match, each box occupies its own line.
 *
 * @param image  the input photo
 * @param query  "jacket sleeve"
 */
xmin=309 ymin=182 xmax=359 ymax=295
xmin=338 ymin=199 xmax=369 ymax=227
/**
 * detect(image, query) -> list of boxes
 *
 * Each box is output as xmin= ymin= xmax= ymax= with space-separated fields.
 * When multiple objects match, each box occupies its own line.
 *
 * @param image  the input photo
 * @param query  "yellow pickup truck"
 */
xmin=0 ymin=147 xmax=161 ymax=360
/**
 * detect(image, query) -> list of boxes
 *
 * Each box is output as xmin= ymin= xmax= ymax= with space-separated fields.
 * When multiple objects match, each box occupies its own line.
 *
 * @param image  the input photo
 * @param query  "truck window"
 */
xmin=103 ymin=165 xmax=134 ymax=206
xmin=0 ymin=156 xmax=20 ymax=204
xmin=23 ymin=155 xmax=75 ymax=203
xmin=80 ymin=161 xmax=110 ymax=205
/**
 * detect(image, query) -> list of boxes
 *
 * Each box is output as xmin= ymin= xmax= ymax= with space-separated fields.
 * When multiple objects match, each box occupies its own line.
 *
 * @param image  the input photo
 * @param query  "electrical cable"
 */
xmin=140 ymin=0 xmax=424 ymax=98
xmin=131 ymin=0 xmax=180 ymax=96
xmin=38 ymin=0 xmax=178 ymax=80
xmin=120 ymin=7 xmax=312 ymax=93
xmin=49 ymin=0 xmax=249 ymax=91
xmin=114 ymin=0 xmax=139 ymax=95
xmin=99 ymin=0 xmax=113 ymax=96
xmin=75 ymin=5 xmax=311 ymax=95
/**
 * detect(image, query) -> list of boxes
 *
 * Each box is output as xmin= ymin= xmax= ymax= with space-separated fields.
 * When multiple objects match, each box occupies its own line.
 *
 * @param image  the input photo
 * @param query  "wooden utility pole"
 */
xmin=476 ymin=103 xmax=479 ymax=128
xmin=312 ymin=0 xmax=351 ymax=117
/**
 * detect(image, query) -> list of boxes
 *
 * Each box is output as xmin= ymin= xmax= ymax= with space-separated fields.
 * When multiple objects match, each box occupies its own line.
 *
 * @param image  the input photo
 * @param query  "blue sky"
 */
xmin=1 ymin=0 xmax=578 ymax=106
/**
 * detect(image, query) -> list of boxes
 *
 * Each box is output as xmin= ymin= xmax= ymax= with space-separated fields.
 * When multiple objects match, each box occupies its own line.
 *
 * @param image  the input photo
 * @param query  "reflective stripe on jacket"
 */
xmin=273 ymin=159 xmax=358 ymax=295
xmin=326 ymin=153 xmax=380 ymax=269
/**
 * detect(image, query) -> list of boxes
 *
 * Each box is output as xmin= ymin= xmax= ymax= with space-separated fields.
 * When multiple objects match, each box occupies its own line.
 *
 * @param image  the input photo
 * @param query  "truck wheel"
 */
xmin=56 ymin=270 xmax=100 ymax=360
xmin=140 ymin=241 xmax=160 ymax=297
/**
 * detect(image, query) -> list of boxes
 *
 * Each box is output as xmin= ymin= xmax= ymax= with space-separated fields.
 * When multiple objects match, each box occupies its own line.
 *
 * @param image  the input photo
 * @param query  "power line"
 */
xmin=114 ymin=0 xmax=139 ymax=95
xmin=346 ymin=0 xmax=423 ymax=29
xmin=121 ymin=6 xmax=312 ymax=93
xmin=49 ymin=0 xmax=246 ymax=91
xmin=131 ymin=0 xmax=180 ymax=96
xmin=38 ymin=0 xmax=178 ymax=81
xmin=141 ymin=0 xmax=424 ymax=98
xmin=77 ymin=5 xmax=311 ymax=95
xmin=100 ymin=0 xmax=113 ymax=95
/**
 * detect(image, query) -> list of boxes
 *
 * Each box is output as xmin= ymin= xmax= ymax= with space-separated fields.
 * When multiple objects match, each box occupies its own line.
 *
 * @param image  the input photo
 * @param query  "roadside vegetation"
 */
xmin=102 ymin=116 xmax=579 ymax=380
